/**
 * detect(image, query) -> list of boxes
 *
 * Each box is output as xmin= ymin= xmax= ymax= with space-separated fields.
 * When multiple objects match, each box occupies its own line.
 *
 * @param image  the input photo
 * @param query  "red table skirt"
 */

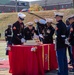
xmin=42 ymin=44 xmax=58 ymax=71
xmin=8 ymin=44 xmax=58 ymax=75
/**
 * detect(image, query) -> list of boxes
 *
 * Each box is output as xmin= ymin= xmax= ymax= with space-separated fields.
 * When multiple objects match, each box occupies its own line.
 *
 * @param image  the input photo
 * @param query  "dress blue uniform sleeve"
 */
xmin=12 ymin=24 xmax=17 ymax=36
xmin=56 ymin=23 xmax=66 ymax=43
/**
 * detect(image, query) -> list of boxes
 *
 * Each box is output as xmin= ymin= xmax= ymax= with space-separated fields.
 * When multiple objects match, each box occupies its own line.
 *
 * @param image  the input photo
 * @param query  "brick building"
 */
xmin=0 ymin=0 xmax=30 ymax=12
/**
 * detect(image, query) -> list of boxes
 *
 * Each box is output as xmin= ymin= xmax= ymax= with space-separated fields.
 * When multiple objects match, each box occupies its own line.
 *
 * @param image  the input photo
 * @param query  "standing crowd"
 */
xmin=5 ymin=12 xmax=74 ymax=75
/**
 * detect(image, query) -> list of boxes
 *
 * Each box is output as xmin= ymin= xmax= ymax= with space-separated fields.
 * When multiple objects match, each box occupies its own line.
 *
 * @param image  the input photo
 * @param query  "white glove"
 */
xmin=21 ymin=38 xmax=25 ymax=43
xmin=54 ymin=35 xmax=57 ymax=38
xmin=65 ymin=38 xmax=70 ymax=45
xmin=39 ymin=34 xmax=44 ymax=38
xmin=5 ymin=47 xmax=11 ymax=51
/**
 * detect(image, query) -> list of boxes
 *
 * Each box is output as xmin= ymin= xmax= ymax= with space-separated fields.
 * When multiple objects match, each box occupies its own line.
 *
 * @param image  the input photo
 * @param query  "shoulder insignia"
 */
xmin=13 ymin=26 xmax=16 ymax=30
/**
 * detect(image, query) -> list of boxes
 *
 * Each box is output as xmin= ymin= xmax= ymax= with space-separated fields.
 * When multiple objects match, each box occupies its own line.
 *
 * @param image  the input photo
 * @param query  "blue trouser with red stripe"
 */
xmin=56 ymin=48 xmax=68 ymax=75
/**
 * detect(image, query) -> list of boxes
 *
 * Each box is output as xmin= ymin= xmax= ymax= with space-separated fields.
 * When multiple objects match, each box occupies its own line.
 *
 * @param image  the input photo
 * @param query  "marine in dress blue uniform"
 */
xmin=24 ymin=22 xmax=36 ymax=40
xmin=36 ymin=19 xmax=46 ymax=34
xmin=12 ymin=13 xmax=26 ymax=45
xmin=54 ymin=12 xmax=68 ymax=75
xmin=5 ymin=24 xmax=12 ymax=55
xmin=35 ymin=19 xmax=47 ymax=42
xmin=5 ymin=25 xmax=12 ymax=45
xmin=42 ymin=18 xmax=55 ymax=44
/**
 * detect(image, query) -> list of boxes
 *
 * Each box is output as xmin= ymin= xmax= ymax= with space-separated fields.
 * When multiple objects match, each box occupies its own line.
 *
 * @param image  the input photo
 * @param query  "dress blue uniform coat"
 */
xmin=43 ymin=25 xmax=55 ymax=44
xmin=56 ymin=20 xmax=68 ymax=75
xmin=12 ymin=21 xmax=24 ymax=45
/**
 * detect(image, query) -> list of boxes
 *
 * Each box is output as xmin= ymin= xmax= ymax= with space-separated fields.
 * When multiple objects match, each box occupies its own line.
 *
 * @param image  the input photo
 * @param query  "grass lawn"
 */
xmin=0 ymin=41 xmax=7 ymax=59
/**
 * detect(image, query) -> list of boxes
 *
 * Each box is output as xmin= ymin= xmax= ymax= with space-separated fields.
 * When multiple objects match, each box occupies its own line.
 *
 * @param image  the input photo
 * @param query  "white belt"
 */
xmin=61 ymin=35 xmax=66 ymax=37
xmin=17 ymin=34 xmax=21 ymax=36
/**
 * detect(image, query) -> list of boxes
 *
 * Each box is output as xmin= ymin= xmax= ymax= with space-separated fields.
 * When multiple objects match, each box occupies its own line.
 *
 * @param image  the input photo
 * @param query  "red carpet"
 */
xmin=0 ymin=60 xmax=9 ymax=68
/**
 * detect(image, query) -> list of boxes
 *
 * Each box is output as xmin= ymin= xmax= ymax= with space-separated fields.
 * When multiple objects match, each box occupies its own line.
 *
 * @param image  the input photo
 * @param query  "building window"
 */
xmin=21 ymin=2 xmax=28 ymax=6
xmin=61 ymin=5 xmax=64 ymax=8
xmin=18 ymin=2 xmax=28 ymax=6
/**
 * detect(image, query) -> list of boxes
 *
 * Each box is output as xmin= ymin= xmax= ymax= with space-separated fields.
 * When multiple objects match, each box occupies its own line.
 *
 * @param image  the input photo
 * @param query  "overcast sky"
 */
xmin=11 ymin=0 xmax=41 ymax=2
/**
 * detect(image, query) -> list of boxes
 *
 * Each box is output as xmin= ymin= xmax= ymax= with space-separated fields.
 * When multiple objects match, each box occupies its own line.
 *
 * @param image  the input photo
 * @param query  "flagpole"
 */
xmin=15 ymin=0 xmax=18 ymax=12
xmin=73 ymin=0 xmax=74 ymax=8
